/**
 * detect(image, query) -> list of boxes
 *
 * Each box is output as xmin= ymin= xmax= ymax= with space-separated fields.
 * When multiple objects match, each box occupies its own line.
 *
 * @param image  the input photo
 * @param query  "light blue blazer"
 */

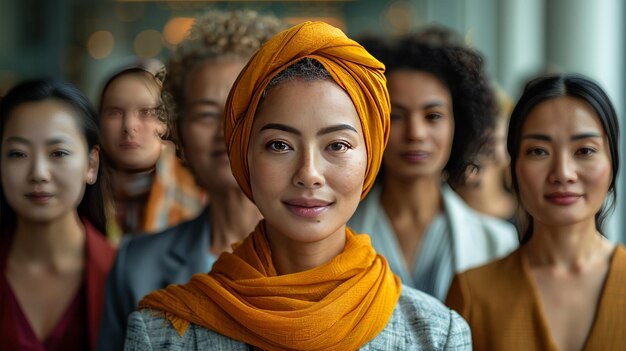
xmin=348 ymin=183 xmax=518 ymax=300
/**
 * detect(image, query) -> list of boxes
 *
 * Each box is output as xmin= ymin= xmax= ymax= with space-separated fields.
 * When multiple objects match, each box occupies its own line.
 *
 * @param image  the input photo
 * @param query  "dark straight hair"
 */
xmin=507 ymin=73 xmax=620 ymax=244
xmin=0 ymin=79 xmax=110 ymax=234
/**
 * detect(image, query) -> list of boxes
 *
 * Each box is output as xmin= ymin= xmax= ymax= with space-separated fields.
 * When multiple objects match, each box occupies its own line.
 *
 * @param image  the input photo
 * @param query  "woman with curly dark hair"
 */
xmin=349 ymin=29 xmax=518 ymax=301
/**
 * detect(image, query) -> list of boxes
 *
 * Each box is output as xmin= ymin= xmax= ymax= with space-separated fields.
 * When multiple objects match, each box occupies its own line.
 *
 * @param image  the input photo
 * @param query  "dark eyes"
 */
xmin=267 ymin=141 xmax=291 ymax=152
xmin=525 ymin=148 xmax=547 ymax=156
xmin=328 ymin=142 xmax=351 ymax=152
xmin=265 ymin=141 xmax=352 ymax=153
xmin=5 ymin=150 xmax=70 ymax=158
xmin=524 ymin=147 xmax=598 ymax=157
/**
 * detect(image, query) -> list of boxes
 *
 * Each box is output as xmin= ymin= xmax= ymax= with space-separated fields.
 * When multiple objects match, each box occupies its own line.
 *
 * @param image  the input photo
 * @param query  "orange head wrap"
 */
xmin=224 ymin=21 xmax=390 ymax=201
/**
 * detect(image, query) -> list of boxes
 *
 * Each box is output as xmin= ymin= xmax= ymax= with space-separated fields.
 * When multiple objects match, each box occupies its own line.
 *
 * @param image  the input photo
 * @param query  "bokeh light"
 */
xmin=133 ymin=30 xmax=163 ymax=58
xmin=87 ymin=30 xmax=115 ymax=60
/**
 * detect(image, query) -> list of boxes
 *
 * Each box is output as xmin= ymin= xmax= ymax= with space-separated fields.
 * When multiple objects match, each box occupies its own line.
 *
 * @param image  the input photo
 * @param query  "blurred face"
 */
xmin=1 ymin=100 xmax=99 ymax=224
xmin=180 ymin=60 xmax=246 ymax=191
xmin=516 ymin=96 xmax=612 ymax=229
xmin=383 ymin=70 xmax=455 ymax=181
xmin=248 ymin=79 xmax=367 ymax=246
xmin=100 ymin=73 xmax=165 ymax=172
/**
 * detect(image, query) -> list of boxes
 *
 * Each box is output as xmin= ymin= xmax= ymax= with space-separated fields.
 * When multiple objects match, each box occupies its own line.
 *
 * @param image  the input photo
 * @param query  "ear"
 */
xmin=86 ymin=146 xmax=100 ymax=185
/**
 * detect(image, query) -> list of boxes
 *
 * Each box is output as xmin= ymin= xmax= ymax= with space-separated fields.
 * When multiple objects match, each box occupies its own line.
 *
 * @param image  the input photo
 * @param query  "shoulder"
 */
xmin=124 ymin=310 xmax=247 ymax=351
xmin=366 ymin=286 xmax=471 ymax=350
xmin=121 ymin=214 xmax=205 ymax=260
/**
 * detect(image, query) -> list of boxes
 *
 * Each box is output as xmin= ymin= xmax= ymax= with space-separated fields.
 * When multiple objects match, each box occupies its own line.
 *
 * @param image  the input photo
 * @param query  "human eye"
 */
xmin=525 ymin=147 xmax=548 ymax=157
xmin=266 ymin=140 xmax=292 ymax=153
xmin=6 ymin=150 xmax=27 ymax=158
xmin=139 ymin=107 xmax=158 ymax=118
xmin=104 ymin=108 xmax=123 ymax=118
xmin=390 ymin=111 xmax=404 ymax=121
xmin=425 ymin=112 xmax=442 ymax=121
xmin=50 ymin=149 xmax=71 ymax=158
xmin=576 ymin=147 xmax=597 ymax=156
xmin=327 ymin=141 xmax=352 ymax=153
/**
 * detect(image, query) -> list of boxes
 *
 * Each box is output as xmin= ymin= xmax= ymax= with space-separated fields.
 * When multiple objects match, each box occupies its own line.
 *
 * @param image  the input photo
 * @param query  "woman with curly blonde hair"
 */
xmin=97 ymin=10 xmax=285 ymax=351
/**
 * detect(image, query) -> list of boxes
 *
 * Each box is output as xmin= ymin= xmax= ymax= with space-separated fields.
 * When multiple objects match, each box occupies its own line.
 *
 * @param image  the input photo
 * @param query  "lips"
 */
xmin=283 ymin=198 xmax=333 ymax=218
xmin=119 ymin=141 xmax=140 ymax=149
xmin=401 ymin=150 xmax=430 ymax=162
xmin=25 ymin=192 xmax=54 ymax=204
xmin=545 ymin=192 xmax=582 ymax=205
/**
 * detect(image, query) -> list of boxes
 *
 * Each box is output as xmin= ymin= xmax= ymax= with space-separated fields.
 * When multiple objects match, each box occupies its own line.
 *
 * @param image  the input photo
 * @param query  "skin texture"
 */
xmin=100 ymin=73 xmax=165 ymax=172
xmin=518 ymin=96 xmax=615 ymax=351
xmin=1 ymin=99 xmax=98 ymax=341
xmin=180 ymin=60 xmax=246 ymax=192
xmin=248 ymin=79 xmax=367 ymax=275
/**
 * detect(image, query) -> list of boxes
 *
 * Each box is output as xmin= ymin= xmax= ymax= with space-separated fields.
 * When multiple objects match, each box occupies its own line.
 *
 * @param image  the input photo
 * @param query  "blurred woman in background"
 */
xmin=0 ymin=79 xmax=115 ymax=350
xmin=99 ymin=66 xmax=204 ymax=242
xmin=349 ymin=31 xmax=518 ymax=300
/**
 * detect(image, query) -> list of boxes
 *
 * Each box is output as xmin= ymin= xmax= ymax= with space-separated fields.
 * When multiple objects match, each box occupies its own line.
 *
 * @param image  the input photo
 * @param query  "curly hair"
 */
xmin=165 ymin=9 xmax=286 ymax=140
xmin=361 ymin=30 xmax=498 ymax=186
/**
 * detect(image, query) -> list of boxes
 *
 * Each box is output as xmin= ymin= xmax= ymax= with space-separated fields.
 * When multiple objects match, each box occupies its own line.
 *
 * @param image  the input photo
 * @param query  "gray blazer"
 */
xmin=98 ymin=209 xmax=215 ymax=351
xmin=124 ymin=286 xmax=472 ymax=350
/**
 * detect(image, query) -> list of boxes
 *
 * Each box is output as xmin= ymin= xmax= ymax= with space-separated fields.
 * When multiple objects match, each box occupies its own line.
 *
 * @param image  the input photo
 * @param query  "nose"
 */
xmin=292 ymin=148 xmax=325 ymax=189
xmin=29 ymin=153 xmax=51 ymax=183
xmin=406 ymin=114 xmax=427 ymax=141
xmin=548 ymin=152 xmax=577 ymax=184
xmin=123 ymin=112 xmax=139 ymax=136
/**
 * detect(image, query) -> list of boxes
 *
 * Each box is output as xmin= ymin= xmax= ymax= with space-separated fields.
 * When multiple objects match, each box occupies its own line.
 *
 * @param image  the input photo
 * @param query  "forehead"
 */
xmin=183 ymin=60 xmax=247 ymax=104
xmin=523 ymin=96 xmax=604 ymax=135
xmin=3 ymin=100 xmax=84 ymax=143
xmin=387 ymin=70 xmax=451 ymax=104
xmin=102 ymin=73 xmax=160 ymax=104
xmin=253 ymin=79 xmax=362 ymax=133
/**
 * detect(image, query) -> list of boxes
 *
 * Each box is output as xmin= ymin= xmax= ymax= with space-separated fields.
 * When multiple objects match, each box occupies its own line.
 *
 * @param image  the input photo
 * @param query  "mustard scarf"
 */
xmin=139 ymin=221 xmax=401 ymax=351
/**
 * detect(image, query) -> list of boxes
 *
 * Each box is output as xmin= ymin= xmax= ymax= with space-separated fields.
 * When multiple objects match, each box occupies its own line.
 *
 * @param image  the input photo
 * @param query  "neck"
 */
xmin=454 ymin=167 xmax=515 ymax=218
xmin=10 ymin=212 xmax=86 ymax=268
xmin=266 ymin=222 xmax=346 ymax=275
xmin=380 ymin=175 xmax=442 ymax=225
xmin=524 ymin=219 xmax=614 ymax=269
xmin=209 ymin=187 xmax=262 ymax=255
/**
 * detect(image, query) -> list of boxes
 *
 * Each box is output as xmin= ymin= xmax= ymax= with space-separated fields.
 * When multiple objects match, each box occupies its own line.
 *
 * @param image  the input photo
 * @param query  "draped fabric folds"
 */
xmin=139 ymin=222 xmax=402 ymax=351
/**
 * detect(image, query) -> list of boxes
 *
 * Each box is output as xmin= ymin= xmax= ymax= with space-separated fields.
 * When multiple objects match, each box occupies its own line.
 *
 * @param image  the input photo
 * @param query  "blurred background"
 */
xmin=1 ymin=0 xmax=624 ymax=243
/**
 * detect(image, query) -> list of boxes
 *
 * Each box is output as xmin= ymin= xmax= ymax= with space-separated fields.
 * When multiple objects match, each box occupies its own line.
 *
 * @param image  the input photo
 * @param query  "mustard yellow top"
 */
xmin=446 ymin=244 xmax=626 ymax=351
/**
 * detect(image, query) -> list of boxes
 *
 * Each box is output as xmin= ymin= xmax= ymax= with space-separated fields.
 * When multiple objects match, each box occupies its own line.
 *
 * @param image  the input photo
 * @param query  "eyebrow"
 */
xmin=188 ymin=99 xmax=220 ymax=108
xmin=391 ymin=100 xmax=448 ymax=111
xmin=523 ymin=132 xmax=603 ymax=141
xmin=6 ymin=136 xmax=72 ymax=145
xmin=259 ymin=123 xmax=358 ymax=136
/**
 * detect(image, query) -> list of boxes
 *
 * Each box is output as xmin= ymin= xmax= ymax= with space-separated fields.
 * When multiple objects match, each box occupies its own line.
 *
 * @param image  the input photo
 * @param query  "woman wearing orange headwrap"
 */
xmin=124 ymin=21 xmax=470 ymax=350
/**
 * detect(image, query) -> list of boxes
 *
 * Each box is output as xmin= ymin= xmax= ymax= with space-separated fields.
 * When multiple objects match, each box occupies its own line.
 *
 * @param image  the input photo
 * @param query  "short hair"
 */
xmin=0 ymin=79 xmax=110 ymax=234
xmin=264 ymin=57 xmax=332 ymax=96
xmin=362 ymin=32 xmax=498 ymax=186
xmin=507 ymin=73 xmax=620 ymax=243
xmin=164 ymin=9 xmax=286 ymax=140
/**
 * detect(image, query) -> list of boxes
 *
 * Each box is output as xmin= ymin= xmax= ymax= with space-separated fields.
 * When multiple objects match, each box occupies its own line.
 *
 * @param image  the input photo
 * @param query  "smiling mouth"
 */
xmin=283 ymin=199 xmax=333 ymax=219
xmin=545 ymin=193 xmax=582 ymax=205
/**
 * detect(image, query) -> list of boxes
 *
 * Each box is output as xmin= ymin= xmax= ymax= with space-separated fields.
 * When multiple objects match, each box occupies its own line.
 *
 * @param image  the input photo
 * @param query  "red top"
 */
xmin=0 ymin=219 xmax=116 ymax=351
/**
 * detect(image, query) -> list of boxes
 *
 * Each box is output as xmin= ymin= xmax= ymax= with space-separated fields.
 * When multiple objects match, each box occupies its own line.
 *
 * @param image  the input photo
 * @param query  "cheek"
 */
xmin=331 ymin=152 xmax=367 ymax=200
xmin=585 ymin=160 xmax=613 ymax=193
